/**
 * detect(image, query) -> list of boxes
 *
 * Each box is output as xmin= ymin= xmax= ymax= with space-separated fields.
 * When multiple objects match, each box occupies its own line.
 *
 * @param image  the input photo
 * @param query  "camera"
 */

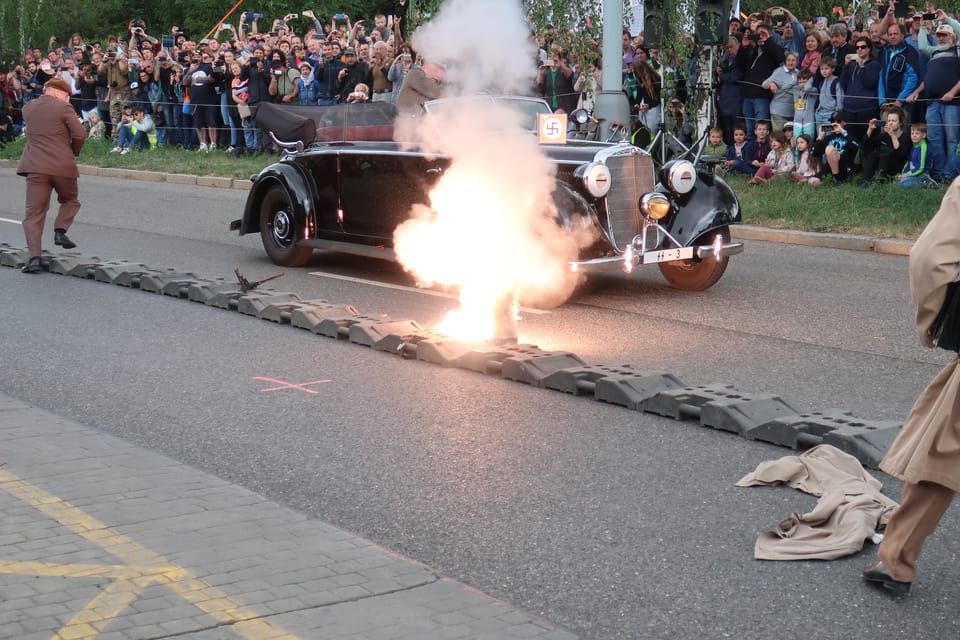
xmin=250 ymin=12 xmax=263 ymax=20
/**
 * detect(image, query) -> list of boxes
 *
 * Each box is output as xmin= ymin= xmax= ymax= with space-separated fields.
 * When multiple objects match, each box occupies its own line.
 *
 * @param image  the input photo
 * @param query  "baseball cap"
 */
xmin=937 ymin=24 xmax=955 ymax=36
xmin=344 ymin=47 xmax=357 ymax=56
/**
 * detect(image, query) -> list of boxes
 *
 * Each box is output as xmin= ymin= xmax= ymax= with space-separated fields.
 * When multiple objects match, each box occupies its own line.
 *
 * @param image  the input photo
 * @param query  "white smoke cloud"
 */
xmin=393 ymin=0 xmax=596 ymax=337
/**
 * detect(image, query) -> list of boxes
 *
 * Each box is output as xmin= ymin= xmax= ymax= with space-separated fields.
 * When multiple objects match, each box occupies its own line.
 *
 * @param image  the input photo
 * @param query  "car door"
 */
xmin=337 ymin=149 xmax=446 ymax=245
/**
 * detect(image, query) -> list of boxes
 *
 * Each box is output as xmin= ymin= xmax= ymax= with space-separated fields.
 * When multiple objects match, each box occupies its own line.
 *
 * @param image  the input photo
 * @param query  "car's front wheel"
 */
xmin=658 ymin=227 xmax=730 ymax=291
xmin=259 ymin=184 xmax=313 ymax=267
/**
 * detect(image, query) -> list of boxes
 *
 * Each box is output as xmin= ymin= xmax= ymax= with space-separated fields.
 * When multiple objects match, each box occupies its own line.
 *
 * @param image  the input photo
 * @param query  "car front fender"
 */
xmin=239 ymin=162 xmax=317 ymax=236
xmin=663 ymin=173 xmax=741 ymax=247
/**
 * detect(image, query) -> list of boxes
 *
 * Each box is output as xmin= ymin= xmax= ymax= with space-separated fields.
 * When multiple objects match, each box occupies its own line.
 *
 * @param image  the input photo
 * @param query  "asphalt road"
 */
xmin=1 ymin=169 xmax=958 ymax=639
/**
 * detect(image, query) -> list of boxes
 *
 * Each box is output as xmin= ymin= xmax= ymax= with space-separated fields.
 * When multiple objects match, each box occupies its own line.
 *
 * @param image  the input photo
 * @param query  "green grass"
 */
xmin=724 ymin=173 xmax=942 ymax=240
xmin=1 ymin=136 xmax=944 ymax=240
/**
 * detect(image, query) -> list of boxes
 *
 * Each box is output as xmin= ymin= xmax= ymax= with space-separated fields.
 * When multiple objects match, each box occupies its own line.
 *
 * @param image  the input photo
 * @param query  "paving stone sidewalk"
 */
xmin=0 ymin=392 xmax=576 ymax=640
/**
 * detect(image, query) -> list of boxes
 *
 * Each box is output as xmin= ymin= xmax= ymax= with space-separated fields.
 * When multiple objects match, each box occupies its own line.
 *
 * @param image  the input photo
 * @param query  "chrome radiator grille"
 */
xmin=603 ymin=153 xmax=655 ymax=249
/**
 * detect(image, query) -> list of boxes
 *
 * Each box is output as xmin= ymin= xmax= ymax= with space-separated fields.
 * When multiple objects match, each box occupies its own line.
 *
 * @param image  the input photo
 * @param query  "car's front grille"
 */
xmin=603 ymin=153 xmax=655 ymax=249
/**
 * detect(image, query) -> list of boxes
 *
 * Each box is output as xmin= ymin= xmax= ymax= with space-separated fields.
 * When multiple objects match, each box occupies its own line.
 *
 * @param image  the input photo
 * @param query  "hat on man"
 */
xmin=936 ymin=24 xmax=956 ymax=36
xmin=344 ymin=47 xmax=357 ymax=56
xmin=43 ymin=78 xmax=71 ymax=94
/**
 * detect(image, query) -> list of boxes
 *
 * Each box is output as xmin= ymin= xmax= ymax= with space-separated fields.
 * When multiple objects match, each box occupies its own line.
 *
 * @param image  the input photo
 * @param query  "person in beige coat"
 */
xmin=863 ymin=177 xmax=960 ymax=595
xmin=16 ymin=77 xmax=86 ymax=273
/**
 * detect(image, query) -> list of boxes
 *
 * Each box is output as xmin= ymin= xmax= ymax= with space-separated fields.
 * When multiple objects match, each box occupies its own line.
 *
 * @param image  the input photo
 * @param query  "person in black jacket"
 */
xmin=736 ymin=22 xmax=784 ymax=139
xmin=858 ymin=105 xmax=911 ymax=187
xmin=537 ymin=48 xmax=578 ymax=114
xmin=337 ymin=48 xmax=373 ymax=104
xmin=839 ymin=36 xmax=881 ymax=147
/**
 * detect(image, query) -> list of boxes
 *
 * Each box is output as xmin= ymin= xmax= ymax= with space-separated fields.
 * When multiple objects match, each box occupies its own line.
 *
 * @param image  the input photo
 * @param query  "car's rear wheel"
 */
xmin=259 ymin=184 xmax=312 ymax=267
xmin=658 ymin=227 xmax=730 ymax=291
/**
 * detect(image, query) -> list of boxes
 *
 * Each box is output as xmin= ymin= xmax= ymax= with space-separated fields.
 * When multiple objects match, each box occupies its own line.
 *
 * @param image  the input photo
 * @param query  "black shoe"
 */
xmin=858 ymin=179 xmax=872 ymax=189
xmin=863 ymin=562 xmax=911 ymax=595
xmin=54 ymin=230 xmax=76 ymax=249
xmin=21 ymin=257 xmax=42 ymax=274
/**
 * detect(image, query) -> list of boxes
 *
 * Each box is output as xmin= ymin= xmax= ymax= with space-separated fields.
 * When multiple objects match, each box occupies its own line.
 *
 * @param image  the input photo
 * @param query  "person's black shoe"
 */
xmin=21 ymin=257 xmax=42 ymax=274
xmin=54 ymin=230 xmax=76 ymax=249
xmin=863 ymin=562 xmax=911 ymax=595
xmin=858 ymin=179 xmax=872 ymax=189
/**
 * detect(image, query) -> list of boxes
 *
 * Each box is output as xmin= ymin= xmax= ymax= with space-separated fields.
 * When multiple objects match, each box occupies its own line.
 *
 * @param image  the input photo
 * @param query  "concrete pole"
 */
xmin=593 ymin=0 xmax=632 ymax=135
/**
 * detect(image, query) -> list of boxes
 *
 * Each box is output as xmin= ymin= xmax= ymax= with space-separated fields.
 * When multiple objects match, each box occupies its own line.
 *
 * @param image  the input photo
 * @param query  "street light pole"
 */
xmin=592 ymin=0 xmax=632 ymax=136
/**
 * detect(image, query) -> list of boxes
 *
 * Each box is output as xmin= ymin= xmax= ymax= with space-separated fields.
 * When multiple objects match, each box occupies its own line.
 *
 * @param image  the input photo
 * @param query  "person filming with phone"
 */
xmin=537 ymin=48 xmax=576 ymax=115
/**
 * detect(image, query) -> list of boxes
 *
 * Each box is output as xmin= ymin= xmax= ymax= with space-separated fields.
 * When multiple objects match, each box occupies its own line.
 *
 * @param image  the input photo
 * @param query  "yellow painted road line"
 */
xmin=0 ymin=560 xmax=177 ymax=579
xmin=0 ymin=468 xmax=302 ymax=640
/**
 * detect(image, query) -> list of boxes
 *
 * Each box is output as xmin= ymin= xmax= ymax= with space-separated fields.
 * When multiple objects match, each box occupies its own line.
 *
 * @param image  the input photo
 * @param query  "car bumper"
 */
xmin=570 ymin=239 xmax=745 ymax=274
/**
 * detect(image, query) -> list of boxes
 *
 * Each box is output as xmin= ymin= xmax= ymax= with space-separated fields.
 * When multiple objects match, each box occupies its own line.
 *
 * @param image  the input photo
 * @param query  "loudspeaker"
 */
xmin=695 ymin=0 xmax=733 ymax=45
xmin=643 ymin=0 xmax=668 ymax=50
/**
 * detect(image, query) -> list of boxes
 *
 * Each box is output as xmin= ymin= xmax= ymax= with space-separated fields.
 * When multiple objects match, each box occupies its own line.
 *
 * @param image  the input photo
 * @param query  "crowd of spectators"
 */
xmin=703 ymin=1 xmax=960 ymax=187
xmin=1 ymin=0 xmax=958 ymax=187
xmin=0 ymin=3 xmax=414 ymax=155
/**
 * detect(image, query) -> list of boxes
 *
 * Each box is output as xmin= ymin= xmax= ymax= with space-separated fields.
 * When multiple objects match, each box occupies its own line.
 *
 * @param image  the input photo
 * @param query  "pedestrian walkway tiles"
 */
xmin=0 ymin=466 xmax=300 ymax=640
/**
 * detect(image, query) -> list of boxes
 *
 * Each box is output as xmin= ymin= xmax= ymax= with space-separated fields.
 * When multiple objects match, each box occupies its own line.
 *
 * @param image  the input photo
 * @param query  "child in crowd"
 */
xmin=899 ymin=123 xmax=936 ymax=188
xmin=816 ymin=58 xmax=843 ymax=128
xmin=792 ymin=69 xmax=818 ymax=139
xmin=111 ymin=103 xmax=136 ymax=154
xmin=749 ymin=130 xmax=796 ymax=183
xmin=813 ymin=116 xmax=859 ymax=183
xmin=731 ymin=120 xmax=771 ymax=175
xmin=84 ymin=111 xmax=105 ymax=140
xmin=782 ymin=123 xmax=795 ymax=159
xmin=790 ymin=134 xmax=820 ymax=183
xmin=705 ymin=127 xmax=727 ymax=157
xmin=723 ymin=125 xmax=748 ymax=173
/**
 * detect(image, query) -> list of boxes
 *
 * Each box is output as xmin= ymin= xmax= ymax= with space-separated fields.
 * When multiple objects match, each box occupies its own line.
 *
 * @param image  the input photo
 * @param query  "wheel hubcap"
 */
xmin=272 ymin=209 xmax=293 ymax=247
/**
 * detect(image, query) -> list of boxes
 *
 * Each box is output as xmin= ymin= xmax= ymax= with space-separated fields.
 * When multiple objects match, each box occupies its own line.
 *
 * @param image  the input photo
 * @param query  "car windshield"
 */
xmin=424 ymin=96 xmax=553 ymax=133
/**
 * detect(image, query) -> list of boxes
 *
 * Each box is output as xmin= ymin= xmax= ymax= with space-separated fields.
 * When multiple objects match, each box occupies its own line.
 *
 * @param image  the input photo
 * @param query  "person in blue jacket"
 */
xmin=878 ymin=21 xmax=920 ymax=122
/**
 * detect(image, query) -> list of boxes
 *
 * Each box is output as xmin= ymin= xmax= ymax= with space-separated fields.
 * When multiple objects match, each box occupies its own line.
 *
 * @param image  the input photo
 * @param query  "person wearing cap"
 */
xmin=905 ymin=22 xmax=960 ymax=182
xmin=336 ymin=47 xmax=372 ymax=103
xmin=16 ymin=78 xmax=86 ymax=274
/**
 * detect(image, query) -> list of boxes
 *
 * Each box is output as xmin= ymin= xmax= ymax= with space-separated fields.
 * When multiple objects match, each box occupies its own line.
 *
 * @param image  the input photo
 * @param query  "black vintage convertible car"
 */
xmin=231 ymin=97 xmax=743 ymax=302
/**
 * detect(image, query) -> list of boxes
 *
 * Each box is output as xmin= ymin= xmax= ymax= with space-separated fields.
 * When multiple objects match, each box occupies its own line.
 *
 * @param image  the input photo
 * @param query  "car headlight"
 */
xmin=570 ymin=108 xmax=590 ymax=125
xmin=640 ymin=192 xmax=671 ymax=220
xmin=576 ymin=162 xmax=611 ymax=198
xmin=661 ymin=159 xmax=697 ymax=195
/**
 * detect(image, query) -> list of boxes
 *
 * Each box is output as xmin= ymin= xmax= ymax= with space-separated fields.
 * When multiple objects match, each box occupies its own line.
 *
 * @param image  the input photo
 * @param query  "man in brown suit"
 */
xmin=863 ymin=177 xmax=960 ymax=595
xmin=396 ymin=61 xmax=444 ymax=116
xmin=17 ymin=77 xmax=86 ymax=274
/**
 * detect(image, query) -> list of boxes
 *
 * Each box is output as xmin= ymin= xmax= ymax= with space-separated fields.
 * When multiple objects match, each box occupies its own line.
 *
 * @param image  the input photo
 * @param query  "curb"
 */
xmin=0 ymin=158 xmax=913 ymax=255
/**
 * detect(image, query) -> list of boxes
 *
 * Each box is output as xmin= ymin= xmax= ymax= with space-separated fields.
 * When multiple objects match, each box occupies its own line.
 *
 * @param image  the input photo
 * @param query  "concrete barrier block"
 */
xmin=348 ymin=320 xmax=422 ymax=348
xmin=237 ymin=292 xmax=302 ymax=319
xmin=501 ymin=351 xmax=588 ymax=386
xmin=823 ymin=420 xmax=902 ymax=469
xmin=745 ymin=409 xmax=863 ymax=449
xmin=48 ymin=254 xmax=101 ymax=278
xmin=594 ymin=372 xmax=686 ymax=410
xmin=700 ymin=394 xmax=801 ymax=436
xmin=641 ymin=383 xmax=740 ymax=421
xmin=541 ymin=364 xmax=638 ymax=396
xmin=94 ymin=261 xmax=152 ymax=286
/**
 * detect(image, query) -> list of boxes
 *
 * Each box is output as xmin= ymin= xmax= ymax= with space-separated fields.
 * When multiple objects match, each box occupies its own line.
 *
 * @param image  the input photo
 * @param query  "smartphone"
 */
xmin=335 ymin=13 xmax=346 ymax=20
xmin=923 ymin=12 xmax=937 ymax=19
xmin=289 ymin=13 xmax=298 ymax=19
xmin=162 ymin=35 xmax=174 ymax=48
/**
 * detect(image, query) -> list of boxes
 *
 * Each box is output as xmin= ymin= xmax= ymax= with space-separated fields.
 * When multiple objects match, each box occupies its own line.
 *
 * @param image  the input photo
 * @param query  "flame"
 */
xmin=390 ymin=0 xmax=594 ymax=342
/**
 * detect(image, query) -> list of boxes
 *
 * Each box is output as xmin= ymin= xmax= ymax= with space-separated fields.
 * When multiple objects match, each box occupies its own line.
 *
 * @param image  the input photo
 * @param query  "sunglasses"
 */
xmin=855 ymin=44 xmax=870 ymax=49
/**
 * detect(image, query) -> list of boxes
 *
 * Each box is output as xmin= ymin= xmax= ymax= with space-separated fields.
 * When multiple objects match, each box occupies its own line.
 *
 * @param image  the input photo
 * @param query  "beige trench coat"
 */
xmin=880 ymin=178 xmax=960 ymax=493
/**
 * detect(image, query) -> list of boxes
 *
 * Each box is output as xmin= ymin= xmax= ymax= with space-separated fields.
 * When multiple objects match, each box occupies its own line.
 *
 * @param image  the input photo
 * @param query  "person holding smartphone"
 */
xmin=388 ymin=45 xmax=415 ymax=106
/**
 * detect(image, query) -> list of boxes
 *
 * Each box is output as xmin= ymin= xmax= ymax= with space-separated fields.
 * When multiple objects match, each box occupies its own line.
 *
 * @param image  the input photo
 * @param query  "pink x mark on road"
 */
xmin=252 ymin=376 xmax=333 ymax=395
